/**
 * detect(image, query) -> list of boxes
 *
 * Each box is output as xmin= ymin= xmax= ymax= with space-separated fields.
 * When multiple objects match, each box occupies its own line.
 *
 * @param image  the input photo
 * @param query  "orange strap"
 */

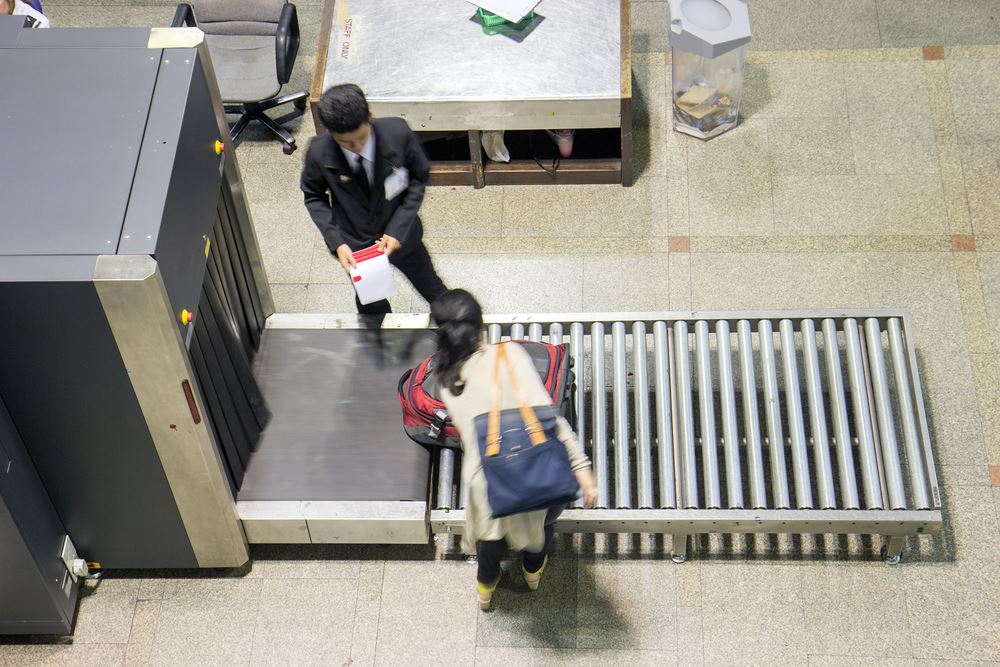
xmin=485 ymin=344 xmax=547 ymax=457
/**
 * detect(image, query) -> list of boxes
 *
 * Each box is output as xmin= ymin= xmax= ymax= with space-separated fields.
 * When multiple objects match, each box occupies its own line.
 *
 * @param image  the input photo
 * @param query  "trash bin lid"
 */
xmin=669 ymin=0 xmax=751 ymax=59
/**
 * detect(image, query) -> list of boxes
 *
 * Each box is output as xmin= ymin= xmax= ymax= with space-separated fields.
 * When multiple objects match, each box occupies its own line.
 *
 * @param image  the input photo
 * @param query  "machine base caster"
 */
xmin=671 ymin=553 xmax=687 ymax=564
xmin=283 ymin=143 xmax=296 ymax=155
xmin=294 ymin=97 xmax=307 ymax=111
xmin=465 ymin=555 xmax=478 ymax=565
xmin=881 ymin=546 xmax=901 ymax=565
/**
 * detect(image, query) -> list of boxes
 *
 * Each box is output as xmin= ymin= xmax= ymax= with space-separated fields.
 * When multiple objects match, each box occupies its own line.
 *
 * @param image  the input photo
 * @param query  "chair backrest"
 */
xmin=192 ymin=0 xmax=285 ymax=36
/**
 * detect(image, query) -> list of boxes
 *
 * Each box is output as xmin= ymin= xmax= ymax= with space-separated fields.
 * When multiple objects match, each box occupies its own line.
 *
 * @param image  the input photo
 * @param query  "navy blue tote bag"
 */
xmin=474 ymin=344 xmax=579 ymax=519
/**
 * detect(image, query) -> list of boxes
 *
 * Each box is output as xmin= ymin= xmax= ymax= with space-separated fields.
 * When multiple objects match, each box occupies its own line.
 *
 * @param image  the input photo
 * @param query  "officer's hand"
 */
xmin=378 ymin=234 xmax=401 ymax=256
xmin=335 ymin=244 xmax=356 ymax=275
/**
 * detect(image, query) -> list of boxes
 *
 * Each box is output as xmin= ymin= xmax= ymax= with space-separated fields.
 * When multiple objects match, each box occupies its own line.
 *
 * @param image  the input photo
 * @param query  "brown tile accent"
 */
xmin=664 ymin=51 xmax=672 ymax=65
xmin=923 ymin=45 xmax=945 ymax=60
xmin=668 ymin=236 xmax=691 ymax=253
xmin=952 ymin=234 xmax=976 ymax=252
xmin=990 ymin=465 xmax=1000 ymax=487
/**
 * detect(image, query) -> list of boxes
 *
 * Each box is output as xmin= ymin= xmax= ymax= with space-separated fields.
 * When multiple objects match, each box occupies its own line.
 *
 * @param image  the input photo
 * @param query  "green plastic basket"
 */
xmin=477 ymin=7 xmax=534 ymax=27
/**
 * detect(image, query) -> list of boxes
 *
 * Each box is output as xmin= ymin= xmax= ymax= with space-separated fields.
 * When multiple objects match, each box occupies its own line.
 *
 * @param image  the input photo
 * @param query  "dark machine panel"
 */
xmin=121 ymin=47 xmax=227 ymax=337
xmin=0 ymin=280 xmax=197 ymax=568
xmin=0 ymin=397 xmax=78 ymax=635
xmin=0 ymin=46 xmax=159 ymax=255
xmin=238 ymin=329 xmax=434 ymax=503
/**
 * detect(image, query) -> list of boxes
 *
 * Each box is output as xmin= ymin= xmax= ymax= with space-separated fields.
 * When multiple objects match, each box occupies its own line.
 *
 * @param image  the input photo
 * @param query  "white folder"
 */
xmin=350 ymin=246 xmax=397 ymax=305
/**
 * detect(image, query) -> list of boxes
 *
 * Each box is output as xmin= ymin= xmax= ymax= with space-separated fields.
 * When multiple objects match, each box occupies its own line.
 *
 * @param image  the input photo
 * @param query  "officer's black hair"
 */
xmin=318 ymin=83 xmax=370 ymax=134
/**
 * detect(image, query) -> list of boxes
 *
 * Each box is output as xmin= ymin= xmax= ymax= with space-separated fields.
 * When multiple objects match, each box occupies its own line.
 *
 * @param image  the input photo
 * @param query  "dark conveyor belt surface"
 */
xmin=237 ymin=328 xmax=436 ymax=502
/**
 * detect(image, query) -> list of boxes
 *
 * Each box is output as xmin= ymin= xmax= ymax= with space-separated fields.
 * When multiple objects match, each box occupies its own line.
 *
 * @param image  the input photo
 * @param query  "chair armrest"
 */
xmin=275 ymin=2 xmax=300 ymax=85
xmin=171 ymin=3 xmax=196 ymax=27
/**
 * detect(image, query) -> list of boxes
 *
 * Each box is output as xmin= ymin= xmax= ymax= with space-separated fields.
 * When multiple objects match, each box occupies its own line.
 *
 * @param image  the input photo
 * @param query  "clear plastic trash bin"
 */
xmin=669 ymin=0 xmax=751 ymax=139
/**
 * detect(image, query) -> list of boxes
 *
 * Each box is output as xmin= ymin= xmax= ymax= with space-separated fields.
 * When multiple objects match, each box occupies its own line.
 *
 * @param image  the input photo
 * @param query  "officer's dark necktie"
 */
xmin=355 ymin=158 xmax=371 ymax=199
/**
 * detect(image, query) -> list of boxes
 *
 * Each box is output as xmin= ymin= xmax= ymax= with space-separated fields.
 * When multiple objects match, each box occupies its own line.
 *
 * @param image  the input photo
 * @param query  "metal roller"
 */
xmin=737 ymin=320 xmax=767 ymax=509
xmin=611 ymin=322 xmax=633 ymax=509
xmin=511 ymin=323 xmax=526 ymax=340
xmin=887 ymin=317 xmax=930 ymax=509
xmin=437 ymin=448 xmax=455 ymax=511
xmin=864 ymin=318 xmax=907 ymax=510
xmin=653 ymin=321 xmax=676 ymax=509
xmin=528 ymin=322 xmax=543 ymax=342
xmin=570 ymin=323 xmax=586 ymax=448
xmin=487 ymin=323 xmax=502 ymax=345
xmin=779 ymin=319 xmax=813 ymax=509
xmin=590 ymin=322 xmax=609 ymax=508
xmin=822 ymin=319 xmax=860 ymax=510
xmin=633 ymin=322 xmax=654 ymax=509
xmin=758 ymin=320 xmax=791 ymax=509
xmin=695 ymin=321 xmax=721 ymax=509
xmin=800 ymin=319 xmax=836 ymax=510
xmin=673 ymin=321 xmax=699 ymax=509
xmin=843 ymin=319 xmax=883 ymax=509
xmin=715 ymin=320 xmax=743 ymax=509
xmin=549 ymin=322 xmax=564 ymax=345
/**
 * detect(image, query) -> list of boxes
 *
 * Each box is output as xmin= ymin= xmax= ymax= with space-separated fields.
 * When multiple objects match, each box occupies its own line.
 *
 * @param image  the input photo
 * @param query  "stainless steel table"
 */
xmin=310 ymin=0 xmax=633 ymax=187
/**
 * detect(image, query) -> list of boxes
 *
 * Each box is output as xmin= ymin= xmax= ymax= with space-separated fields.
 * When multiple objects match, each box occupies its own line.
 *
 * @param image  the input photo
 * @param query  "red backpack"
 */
xmin=398 ymin=341 xmax=574 ymax=450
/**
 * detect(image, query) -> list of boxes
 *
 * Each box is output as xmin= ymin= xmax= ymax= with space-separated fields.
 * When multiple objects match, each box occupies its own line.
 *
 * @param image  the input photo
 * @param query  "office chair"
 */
xmin=172 ymin=0 xmax=308 ymax=154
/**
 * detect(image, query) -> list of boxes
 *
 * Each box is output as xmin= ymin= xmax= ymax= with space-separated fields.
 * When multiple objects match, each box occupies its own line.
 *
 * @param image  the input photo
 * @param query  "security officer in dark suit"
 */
xmin=301 ymin=84 xmax=447 ymax=314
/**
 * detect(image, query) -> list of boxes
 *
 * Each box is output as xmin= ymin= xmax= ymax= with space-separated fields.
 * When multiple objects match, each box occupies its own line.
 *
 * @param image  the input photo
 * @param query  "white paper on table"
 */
xmin=467 ymin=0 xmax=541 ymax=23
xmin=350 ymin=253 xmax=397 ymax=305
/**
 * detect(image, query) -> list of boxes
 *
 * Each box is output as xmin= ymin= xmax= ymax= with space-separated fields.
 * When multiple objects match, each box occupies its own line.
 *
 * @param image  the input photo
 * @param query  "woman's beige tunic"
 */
xmin=441 ymin=343 xmax=591 ymax=555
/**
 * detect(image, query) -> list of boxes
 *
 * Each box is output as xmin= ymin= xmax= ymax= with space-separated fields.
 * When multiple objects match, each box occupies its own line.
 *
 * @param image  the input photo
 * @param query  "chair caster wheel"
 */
xmin=282 ymin=143 xmax=296 ymax=155
xmin=671 ymin=554 xmax=687 ymax=564
xmin=294 ymin=98 xmax=307 ymax=111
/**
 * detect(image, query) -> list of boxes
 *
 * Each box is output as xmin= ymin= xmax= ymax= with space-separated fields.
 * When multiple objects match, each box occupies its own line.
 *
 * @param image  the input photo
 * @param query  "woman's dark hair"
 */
xmin=317 ymin=83 xmax=370 ymax=133
xmin=432 ymin=289 xmax=484 ymax=396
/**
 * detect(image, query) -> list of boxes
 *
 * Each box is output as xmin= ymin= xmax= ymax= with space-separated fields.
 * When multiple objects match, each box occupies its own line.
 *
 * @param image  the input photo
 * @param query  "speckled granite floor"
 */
xmin=2 ymin=2 xmax=999 ymax=665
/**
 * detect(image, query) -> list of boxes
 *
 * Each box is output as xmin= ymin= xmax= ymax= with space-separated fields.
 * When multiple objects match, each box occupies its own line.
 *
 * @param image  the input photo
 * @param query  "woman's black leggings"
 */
xmin=475 ymin=506 xmax=563 ymax=584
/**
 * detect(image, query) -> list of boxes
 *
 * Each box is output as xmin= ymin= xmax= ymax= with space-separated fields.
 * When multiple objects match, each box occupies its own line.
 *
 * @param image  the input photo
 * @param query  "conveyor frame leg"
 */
xmin=882 ymin=535 xmax=904 ymax=564
xmin=671 ymin=534 xmax=689 ymax=563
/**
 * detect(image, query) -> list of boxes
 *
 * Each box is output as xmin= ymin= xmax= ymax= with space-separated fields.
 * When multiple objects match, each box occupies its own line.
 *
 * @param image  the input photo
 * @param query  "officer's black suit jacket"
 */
xmin=301 ymin=117 xmax=430 ymax=254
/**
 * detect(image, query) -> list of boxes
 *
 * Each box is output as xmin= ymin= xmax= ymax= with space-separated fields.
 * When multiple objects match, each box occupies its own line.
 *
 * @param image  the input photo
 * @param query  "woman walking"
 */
xmin=432 ymin=289 xmax=598 ymax=610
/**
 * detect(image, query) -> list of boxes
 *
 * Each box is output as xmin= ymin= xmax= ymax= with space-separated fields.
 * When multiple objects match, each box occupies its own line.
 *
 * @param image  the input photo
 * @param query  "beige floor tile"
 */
xmin=475 ymin=647 xmax=678 ymax=666
xmin=978 ymin=253 xmax=1000 ymax=358
xmin=767 ymin=116 xmax=856 ymax=176
xmin=433 ymin=255 xmax=584 ymax=313
xmin=576 ymin=560 xmax=677 ymax=650
xmin=0 ymin=643 xmax=127 ymax=667
xmin=701 ymin=604 xmax=807 ymax=665
xmin=71 ymin=579 xmax=139 ymax=645
xmin=249 ymin=579 xmax=356 ymax=667
xmin=940 ymin=464 xmax=993 ymax=488
xmin=124 ymin=599 xmax=160 ymax=667
xmin=630 ymin=0 xmax=668 ymax=53
xmin=742 ymin=62 xmax=847 ymax=120
xmin=253 ymin=220 xmax=316 ymax=285
xmin=918 ymin=352 xmax=988 ymax=469
xmin=249 ymin=544 xmax=365 ymax=579
xmin=878 ymin=0 xmax=1000 ymax=47
xmin=906 ymin=572 xmax=1000 ymax=661
xmin=850 ymin=118 xmax=940 ymax=175
xmin=374 ymin=561 xmax=476 ymax=665
xmin=500 ymin=180 xmax=661 ymax=239
xmin=746 ymin=0 xmax=880 ymax=51
xmin=797 ymin=565 xmax=914 ymax=657
xmin=771 ymin=173 xmax=947 ymax=236
xmin=421 ymin=186 xmax=503 ymax=239
xmin=689 ymin=253 xmax=872 ymax=310
xmin=668 ymin=253 xmax=692 ymax=310
xmin=148 ymin=578 xmax=262 ymax=667
xmin=269 ymin=283 xmax=309 ymax=313
xmin=582 ymin=254 xmax=669 ymax=312
xmin=947 ymin=59 xmax=1000 ymax=118
xmin=924 ymin=61 xmax=974 ymax=235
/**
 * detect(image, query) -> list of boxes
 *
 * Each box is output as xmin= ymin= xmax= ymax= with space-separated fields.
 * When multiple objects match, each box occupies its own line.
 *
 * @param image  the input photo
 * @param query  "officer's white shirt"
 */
xmin=12 ymin=0 xmax=50 ymax=28
xmin=340 ymin=133 xmax=376 ymax=185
